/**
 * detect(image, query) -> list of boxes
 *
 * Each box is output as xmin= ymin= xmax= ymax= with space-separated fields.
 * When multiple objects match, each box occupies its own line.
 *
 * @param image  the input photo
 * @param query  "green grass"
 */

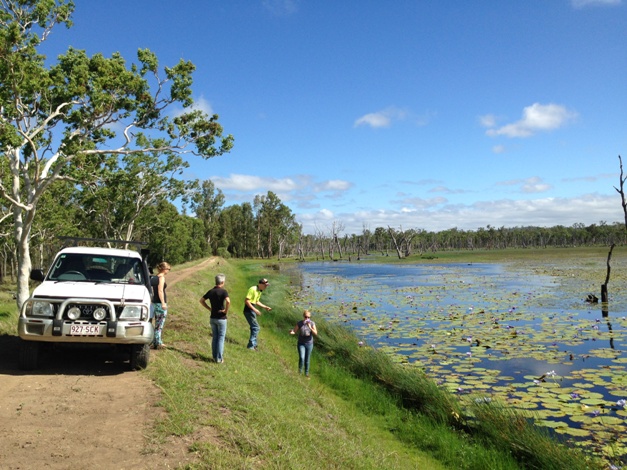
xmin=335 ymin=245 xmax=623 ymax=264
xmin=146 ymin=259 xmax=445 ymax=469
xmin=0 ymin=282 xmax=17 ymax=335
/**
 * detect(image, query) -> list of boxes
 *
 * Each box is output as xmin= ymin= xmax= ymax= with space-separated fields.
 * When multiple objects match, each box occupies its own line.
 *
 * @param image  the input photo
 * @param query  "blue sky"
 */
xmin=42 ymin=0 xmax=626 ymax=235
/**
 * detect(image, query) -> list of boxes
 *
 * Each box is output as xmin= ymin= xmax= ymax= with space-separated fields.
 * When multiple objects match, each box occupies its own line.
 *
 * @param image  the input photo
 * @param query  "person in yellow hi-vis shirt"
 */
xmin=243 ymin=278 xmax=272 ymax=350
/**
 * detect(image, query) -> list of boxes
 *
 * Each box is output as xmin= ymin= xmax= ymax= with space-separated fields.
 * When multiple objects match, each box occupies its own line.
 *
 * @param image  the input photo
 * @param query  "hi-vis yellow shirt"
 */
xmin=246 ymin=285 xmax=263 ymax=305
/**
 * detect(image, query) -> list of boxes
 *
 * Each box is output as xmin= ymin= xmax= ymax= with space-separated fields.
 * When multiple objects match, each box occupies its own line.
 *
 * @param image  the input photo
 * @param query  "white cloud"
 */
xmin=263 ymin=0 xmax=299 ymax=15
xmin=394 ymin=196 xmax=448 ymax=209
xmin=211 ymin=174 xmax=298 ymax=192
xmin=315 ymin=179 xmax=352 ymax=192
xmin=571 ymin=0 xmax=621 ymax=8
xmin=521 ymin=177 xmax=552 ymax=194
xmin=484 ymin=103 xmax=577 ymax=138
xmin=297 ymin=193 xmax=621 ymax=235
xmin=209 ymin=174 xmax=352 ymax=207
xmin=190 ymin=96 xmax=214 ymax=115
xmin=354 ymin=106 xmax=409 ymax=129
xmin=479 ymin=114 xmax=498 ymax=127
xmin=171 ymin=95 xmax=214 ymax=118
xmin=496 ymin=176 xmax=552 ymax=194
xmin=492 ymin=145 xmax=506 ymax=154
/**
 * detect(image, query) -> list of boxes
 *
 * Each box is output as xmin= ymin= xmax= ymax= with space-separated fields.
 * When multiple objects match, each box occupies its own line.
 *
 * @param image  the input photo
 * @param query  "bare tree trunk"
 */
xmin=602 ymin=244 xmax=615 ymax=303
xmin=615 ymin=155 xmax=627 ymax=230
xmin=388 ymin=226 xmax=404 ymax=259
xmin=334 ymin=235 xmax=342 ymax=259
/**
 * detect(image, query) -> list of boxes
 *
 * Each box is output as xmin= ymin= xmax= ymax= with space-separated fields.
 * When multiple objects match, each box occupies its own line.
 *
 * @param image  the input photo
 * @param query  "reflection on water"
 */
xmin=285 ymin=261 xmax=627 ymax=459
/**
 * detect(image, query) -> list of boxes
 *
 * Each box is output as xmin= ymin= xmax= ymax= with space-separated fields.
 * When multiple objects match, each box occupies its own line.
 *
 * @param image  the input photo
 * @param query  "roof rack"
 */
xmin=58 ymin=237 xmax=146 ymax=248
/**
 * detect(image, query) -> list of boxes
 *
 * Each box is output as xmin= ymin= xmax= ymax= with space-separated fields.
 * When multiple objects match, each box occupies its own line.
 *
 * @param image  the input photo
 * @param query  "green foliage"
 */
xmin=0 ymin=0 xmax=232 ymax=307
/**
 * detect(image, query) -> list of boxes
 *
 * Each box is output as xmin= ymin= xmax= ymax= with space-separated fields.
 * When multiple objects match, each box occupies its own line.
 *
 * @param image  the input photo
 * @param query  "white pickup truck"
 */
xmin=18 ymin=243 xmax=155 ymax=370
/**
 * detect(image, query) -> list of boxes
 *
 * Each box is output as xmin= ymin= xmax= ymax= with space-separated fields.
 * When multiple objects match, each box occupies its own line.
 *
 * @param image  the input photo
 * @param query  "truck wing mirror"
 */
xmin=30 ymin=269 xmax=45 ymax=282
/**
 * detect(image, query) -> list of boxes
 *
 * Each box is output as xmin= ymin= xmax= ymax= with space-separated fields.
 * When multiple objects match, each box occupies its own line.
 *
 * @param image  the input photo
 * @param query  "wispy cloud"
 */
xmin=571 ymin=0 xmax=621 ymax=8
xmin=354 ymin=106 xmax=409 ymax=129
xmin=428 ymin=186 xmax=472 ymax=195
xmin=562 ymin=173 xmax=616 ymax=183
xmin=210 ymin=174 xmax=299 ymax=192
xmin=190 ymin=96 xmax=214 ymax=115
xmin=209 ymin=174 xmax=352 ymax=205
xmin=482 ymin=103 xmax=577 ymax=138
xmin=262 ymin=0 xmax=299 ymax=15
xmin=496 ymin=176 xmax=552 ymax=193
xmin=172 ymin=95 xmax=214 ymax=118
xmin=393 ymin=196 xmax=448 ymax=209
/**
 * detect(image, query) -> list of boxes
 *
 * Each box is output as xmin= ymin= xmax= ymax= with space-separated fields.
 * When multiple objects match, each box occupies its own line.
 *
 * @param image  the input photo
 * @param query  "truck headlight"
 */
xmin=119 ymin=306 xmax=143 ymax=320
xmin=29 ymin=301 xmax=54 ymax=317
xmin=93 ymin=307 xmax=107 ymax=321
xmin=67 ymin=306 xmax=81 ymax=320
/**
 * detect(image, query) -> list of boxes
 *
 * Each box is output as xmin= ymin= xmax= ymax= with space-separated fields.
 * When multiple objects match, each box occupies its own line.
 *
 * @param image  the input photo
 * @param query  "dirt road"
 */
xmin=0 ymin=258 xmax=217 ymax=470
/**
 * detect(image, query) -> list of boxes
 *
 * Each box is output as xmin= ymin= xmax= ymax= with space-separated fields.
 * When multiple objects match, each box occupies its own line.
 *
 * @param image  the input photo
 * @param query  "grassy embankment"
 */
xmin=141 ymin=255 xmax=604 ymax=469
xmin=0 ymin=250 xmax=609 ymax=469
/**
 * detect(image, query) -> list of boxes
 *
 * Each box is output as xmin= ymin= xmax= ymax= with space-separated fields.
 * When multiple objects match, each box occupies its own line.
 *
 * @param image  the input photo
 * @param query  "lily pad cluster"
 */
xmin=287 ymin=260 xmax=627 ymax=462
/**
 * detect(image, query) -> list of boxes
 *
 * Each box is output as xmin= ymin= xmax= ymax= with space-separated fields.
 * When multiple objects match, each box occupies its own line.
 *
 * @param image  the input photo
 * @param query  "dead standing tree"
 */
xmin=388 ymin=226 xmax=417 ymax=259
xmin=606 ymin=155 xmax=627 ymax=303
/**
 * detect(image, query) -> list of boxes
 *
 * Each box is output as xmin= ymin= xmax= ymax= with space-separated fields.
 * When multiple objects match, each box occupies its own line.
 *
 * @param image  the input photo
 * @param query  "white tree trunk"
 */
xmin=15 ymin=210 xmax=32 ymax=311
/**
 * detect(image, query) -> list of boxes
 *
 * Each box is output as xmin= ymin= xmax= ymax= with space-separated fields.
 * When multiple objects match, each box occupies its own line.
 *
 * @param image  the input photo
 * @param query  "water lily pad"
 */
xmin=288 ymin=260 xmax=627 ymax=459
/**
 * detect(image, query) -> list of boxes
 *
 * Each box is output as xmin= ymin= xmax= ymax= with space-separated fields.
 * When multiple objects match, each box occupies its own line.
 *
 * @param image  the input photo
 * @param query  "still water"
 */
xmin=285 ymin=261 xmax=627 ymax=457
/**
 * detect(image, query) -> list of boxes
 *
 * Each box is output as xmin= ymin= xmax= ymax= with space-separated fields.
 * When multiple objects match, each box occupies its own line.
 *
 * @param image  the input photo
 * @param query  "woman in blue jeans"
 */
xmin=290 ymin=310 xmax=318 ymax=377
xmin=199 ymin=274 xmax=231 ymax=363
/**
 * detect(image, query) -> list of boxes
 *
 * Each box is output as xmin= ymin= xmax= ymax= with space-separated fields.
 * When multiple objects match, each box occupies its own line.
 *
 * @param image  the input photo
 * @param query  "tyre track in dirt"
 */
xmin=0 ymin=257 xmax=218 ymax=470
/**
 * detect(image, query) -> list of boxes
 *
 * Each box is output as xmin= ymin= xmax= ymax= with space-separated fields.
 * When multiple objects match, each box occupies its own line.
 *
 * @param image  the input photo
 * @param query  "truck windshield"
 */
xmin=48 ymin=254 xmax=144 ymax=284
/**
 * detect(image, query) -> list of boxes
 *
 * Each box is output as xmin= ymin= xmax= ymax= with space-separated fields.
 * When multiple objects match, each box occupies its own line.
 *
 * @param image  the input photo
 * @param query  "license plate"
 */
xmin=68 ymin=323 xmax=103 ymax=336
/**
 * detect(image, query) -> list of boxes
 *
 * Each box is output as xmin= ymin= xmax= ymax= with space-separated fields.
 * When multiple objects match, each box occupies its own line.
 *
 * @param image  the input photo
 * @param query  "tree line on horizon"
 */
xmin=0 ymin=174 xmax=623 ymax=280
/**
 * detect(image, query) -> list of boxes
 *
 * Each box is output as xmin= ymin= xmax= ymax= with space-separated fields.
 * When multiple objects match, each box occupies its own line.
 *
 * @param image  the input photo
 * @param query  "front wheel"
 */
xmin=130 ymin=343 xmax=150 ymax=370
xmin=18 ymin=340 xmax=39 ymax=371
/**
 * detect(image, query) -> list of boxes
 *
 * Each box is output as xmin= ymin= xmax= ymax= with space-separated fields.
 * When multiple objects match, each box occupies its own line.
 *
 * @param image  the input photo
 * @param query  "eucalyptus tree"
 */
xmin=361 ymin=224 xmax=371 ymax=255
xmin=138 ymin=199 xmax=204 ymax=266
xmin=217 ymin=202 xmax=254 ymax=258
xmin=30 ymin=179 xmax=80 ymax=267
xmin=276 ymin=216 xmax=299 ymax=260
xmin=75 ymin=149 xmax=198 ymax=243
xmin=373 ymin=226 xmax=389 ymax=255
xmin=191 ymin=179 xmax=224 ymax=254
xmin=0 ymin=1 xmax=233 ymax=308
xmin=253 ymin=191 xmax=296 ymax=258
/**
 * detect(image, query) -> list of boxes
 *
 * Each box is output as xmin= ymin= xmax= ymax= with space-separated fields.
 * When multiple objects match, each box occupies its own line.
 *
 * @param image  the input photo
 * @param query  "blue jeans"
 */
xmin=244 ymin=308 xmax=260 ymax=349
xmin=298 ymin=342 xmax=314 ymax=375
xmin=210 ymin=318 xmax=227 ymax=362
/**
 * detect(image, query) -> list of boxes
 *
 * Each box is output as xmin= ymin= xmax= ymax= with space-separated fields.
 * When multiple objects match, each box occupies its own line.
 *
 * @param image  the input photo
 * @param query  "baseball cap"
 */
xmin=259 ymin=278 xmax=270 ymax=285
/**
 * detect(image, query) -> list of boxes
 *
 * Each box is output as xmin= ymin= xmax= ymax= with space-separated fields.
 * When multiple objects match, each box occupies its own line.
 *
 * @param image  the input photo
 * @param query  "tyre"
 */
xmin=18 ymin=340 xmax=39 ymax=371
xmin=130 ymin=343 xmax=150 ymax=370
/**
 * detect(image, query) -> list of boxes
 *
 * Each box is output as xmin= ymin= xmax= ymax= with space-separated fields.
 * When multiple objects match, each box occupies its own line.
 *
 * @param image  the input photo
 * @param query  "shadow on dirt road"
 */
xmin=0 ymin=333 xmax=136 ymax=376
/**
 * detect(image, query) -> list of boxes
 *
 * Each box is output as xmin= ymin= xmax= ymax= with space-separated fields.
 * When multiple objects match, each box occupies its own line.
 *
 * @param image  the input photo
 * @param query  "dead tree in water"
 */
xmin=606 ymin=155 xmax=627 ymax=303
xmin=615 ymin=155 xmax=627 ymax=230
xmin=602 ymin=244 xmax=615 ymax=302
